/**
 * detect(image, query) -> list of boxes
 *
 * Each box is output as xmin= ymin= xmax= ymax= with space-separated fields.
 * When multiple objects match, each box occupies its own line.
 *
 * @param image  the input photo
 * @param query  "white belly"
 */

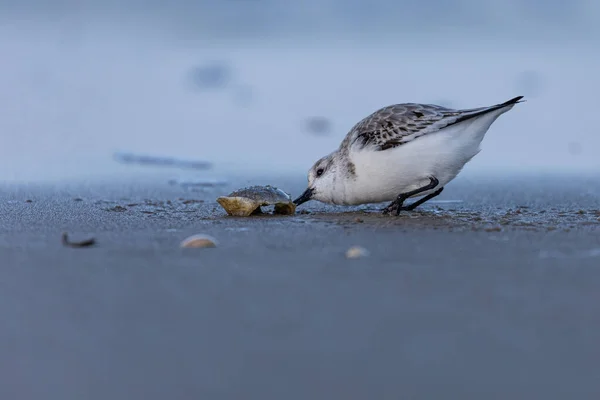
xmin=342 ymin=111 xmax=506 ymax=205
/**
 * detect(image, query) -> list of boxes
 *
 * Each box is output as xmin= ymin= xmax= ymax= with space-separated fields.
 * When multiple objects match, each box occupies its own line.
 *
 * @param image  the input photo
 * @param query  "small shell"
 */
xmin=216 ymin=185 xmax=296 ymax=216
xmin=62 ymin=233 xmax=96 ymax=248
xmin=273 ymin=202 xmax=296 ymax=215
xmin=216 ymin=196 xmax=263 ymax=217
xmin=345 ymin=246 xmax=370 ymax=259
xmin=180 ymin=234 xmax=218 ymax=248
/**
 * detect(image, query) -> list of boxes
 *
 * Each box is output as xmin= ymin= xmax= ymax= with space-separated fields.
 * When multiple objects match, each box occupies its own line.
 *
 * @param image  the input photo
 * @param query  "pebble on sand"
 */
xmin=180 ymin=234 xmax=218 ymax=248
xmin=62 ymin=233 xmax=96 ymax=248
xmin=345 ymin=246 xmax=370 ymax=259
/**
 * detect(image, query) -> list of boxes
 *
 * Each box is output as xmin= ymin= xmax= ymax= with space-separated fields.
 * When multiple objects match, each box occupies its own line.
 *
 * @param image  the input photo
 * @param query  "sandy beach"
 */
xmin=1 ymin=173 xmax=599 ymax=399
xmin=2 ymin=0 xmax=600 ymax=397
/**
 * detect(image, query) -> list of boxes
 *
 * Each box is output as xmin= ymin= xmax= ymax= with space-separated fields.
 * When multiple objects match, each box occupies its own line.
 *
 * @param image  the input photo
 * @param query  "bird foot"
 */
xmin=381 ymin=201 xmax=404 ymax=216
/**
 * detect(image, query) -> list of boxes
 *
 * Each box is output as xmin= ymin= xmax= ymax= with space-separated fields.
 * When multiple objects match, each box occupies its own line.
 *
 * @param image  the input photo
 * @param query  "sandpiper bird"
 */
xmin=294 ymin=96 xmax=524 ymax=215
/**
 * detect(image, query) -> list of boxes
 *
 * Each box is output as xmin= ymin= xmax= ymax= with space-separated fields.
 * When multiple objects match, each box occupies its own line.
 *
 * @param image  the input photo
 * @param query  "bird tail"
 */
xmin=453 ymin=96 xmax=524 ymax=124
xmin=498 ymin=96 xmax=526 ymax=107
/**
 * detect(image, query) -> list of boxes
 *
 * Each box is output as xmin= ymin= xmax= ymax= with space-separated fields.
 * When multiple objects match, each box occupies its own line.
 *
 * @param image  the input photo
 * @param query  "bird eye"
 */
xmin=316 ymin=168 xmax=324 ymax=177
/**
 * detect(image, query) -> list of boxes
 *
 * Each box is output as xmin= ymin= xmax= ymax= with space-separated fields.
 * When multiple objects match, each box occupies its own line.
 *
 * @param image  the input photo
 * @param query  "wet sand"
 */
xmin=1 ymin=173 xmax=599 ymax=399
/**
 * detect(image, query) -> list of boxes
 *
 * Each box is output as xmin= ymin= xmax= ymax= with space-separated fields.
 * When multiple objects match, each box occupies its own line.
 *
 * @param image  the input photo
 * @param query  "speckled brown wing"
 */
xmin=342 ymin=96 xmax=524 ymax=152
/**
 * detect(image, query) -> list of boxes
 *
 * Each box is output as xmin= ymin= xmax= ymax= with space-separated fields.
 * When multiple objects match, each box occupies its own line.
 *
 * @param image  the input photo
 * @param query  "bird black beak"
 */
xmin=293 ymin=187 xmax=314 ymax=206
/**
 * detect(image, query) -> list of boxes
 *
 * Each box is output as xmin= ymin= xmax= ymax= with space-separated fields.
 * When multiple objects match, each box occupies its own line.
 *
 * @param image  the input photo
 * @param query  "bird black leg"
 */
xmin=382 ymin=177 xmax=441 ymax=216
xmin=401 ymin=187 xmax=444 ymax=211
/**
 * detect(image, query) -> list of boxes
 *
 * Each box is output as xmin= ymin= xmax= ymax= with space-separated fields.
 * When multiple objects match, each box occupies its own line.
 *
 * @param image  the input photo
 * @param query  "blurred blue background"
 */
xmin=1 ymin=0 xmax=598 ymax=182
